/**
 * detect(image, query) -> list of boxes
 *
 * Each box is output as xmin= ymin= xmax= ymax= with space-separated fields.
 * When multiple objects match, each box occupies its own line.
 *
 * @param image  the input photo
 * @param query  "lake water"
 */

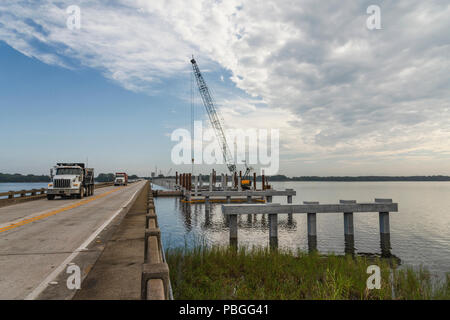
xmin=0 ymin=182 xmax=49 ymax=197
xmin=153 ymin=181 xmax=450 ymax=278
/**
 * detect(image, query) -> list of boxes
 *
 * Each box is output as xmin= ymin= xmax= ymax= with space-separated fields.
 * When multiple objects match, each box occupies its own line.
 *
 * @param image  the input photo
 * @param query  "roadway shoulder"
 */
xmin=72 ymin=181 xmax=149 ymax=299
xmin=35 ymin=181 xmax=146 ymax=300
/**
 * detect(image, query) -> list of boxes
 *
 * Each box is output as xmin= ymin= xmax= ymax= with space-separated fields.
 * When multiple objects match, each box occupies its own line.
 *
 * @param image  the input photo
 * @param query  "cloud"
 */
xmin=1 ymin=0 xmax=449 ymax=174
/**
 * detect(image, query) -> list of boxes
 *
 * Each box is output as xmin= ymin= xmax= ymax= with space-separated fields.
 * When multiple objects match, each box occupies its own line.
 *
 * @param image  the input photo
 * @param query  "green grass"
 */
xmin=166 ymin=246 xmax=449 ymax=300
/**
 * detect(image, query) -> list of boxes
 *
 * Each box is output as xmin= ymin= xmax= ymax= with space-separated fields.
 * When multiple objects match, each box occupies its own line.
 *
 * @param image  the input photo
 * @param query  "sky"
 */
xmin=0 ymin=0 xmax=449 ymax=177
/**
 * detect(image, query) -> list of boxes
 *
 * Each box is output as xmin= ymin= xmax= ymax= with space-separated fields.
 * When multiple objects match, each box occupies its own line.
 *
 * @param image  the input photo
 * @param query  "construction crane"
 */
xmin=190 ymin=56 xmax=253 ymax=189
xmin=191 ymin=57 xmax=236 ymax=174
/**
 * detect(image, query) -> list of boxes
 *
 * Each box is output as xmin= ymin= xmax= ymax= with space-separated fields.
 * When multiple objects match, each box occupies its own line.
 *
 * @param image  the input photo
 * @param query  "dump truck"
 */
xmin=47 ymin=163 xmax=95 ymax=200
xmin=114 ymin=172 xmax=128 ymax=186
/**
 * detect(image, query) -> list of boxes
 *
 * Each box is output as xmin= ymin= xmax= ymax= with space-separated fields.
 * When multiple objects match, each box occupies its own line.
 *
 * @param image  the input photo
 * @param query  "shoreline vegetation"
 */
xmin=166 ymin=246 xmax=449 ymax=300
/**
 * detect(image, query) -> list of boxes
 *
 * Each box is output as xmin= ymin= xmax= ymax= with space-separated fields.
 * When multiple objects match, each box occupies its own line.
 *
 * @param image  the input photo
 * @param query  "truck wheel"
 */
xmin=79 ymin=188 xmax=84 ymax=199
xmin=47 ymin=195 xmax=55 ymax=200
xmin=89 ymin=185 xmax=93 ymax=196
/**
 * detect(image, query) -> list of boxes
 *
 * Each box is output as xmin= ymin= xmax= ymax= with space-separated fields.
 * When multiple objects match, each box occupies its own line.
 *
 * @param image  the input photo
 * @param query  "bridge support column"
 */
xmin=269 ymin=214 xmax=278 ymax=248
xmin=229 ymin=214 xmax=238 ymax=244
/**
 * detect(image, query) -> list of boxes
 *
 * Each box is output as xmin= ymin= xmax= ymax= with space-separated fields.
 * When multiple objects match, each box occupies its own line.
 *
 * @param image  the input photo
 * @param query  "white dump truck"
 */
xmin=47 ymin=163 xmax=95 ymax=200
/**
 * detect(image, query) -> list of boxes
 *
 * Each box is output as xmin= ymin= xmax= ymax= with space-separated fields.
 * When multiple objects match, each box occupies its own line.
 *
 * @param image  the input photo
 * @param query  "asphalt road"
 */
xmin=0 ymin=181 xmax=146 ymax=299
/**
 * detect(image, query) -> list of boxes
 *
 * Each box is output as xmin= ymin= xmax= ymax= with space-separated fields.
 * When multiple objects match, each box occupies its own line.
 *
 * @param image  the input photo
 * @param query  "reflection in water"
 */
xmin=287 ymin=214 xmax=293 ymax=226
xmin=261 ymin=214 xmax=267 ymax=227
xmin=308 ymin=235 xmax=317 ymax=253
xmin=380 ymin=233 xmax=392 ymax=258
xmin=230 ymin=238 xmax=238 ymax=249
xmin=204 ymin=204 xmax=211 ymax=228
xmin=181 ymin=202 xmax=192 ymax=232
xmin=269 ymin=237 xmax=278 ymax=249
xmin=344 ymin=234 xmax=355 ymax=256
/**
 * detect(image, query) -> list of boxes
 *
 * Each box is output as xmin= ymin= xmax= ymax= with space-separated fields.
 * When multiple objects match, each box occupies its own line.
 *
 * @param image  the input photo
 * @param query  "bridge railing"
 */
xmin=0 ymin=182 xmax=124 ymax=207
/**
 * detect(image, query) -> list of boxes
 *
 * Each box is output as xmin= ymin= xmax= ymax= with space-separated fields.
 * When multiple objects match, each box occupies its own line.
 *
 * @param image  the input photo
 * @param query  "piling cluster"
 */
xmin=175 ymin=170 xmax=274 ymax=203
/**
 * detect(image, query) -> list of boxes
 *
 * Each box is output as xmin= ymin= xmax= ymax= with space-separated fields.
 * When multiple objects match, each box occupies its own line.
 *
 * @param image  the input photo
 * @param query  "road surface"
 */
xmin=0 ymin=181 xmax=146 ymax=299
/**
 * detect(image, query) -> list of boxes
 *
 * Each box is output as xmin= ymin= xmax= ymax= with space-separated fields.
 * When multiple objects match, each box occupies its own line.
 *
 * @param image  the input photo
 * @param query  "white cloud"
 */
xmin=1 ymin=0 xmax=449 ymax=174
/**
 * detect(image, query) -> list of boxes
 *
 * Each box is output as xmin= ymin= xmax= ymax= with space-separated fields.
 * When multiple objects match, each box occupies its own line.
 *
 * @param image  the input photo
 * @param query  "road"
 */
xmin=0 ymin=181 xmax=146 ymax=299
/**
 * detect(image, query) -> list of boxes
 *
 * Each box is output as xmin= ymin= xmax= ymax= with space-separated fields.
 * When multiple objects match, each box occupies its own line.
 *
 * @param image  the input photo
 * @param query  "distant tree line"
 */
xmin=266 ymin=175 xmax=450 ymax=182
xmin=0 ymin=173 xmax=50 ymax=183
xmin=161 ymin=174 xmax=450 ymax=182
xmin=0 ymin=173 xmax=140 ymax=183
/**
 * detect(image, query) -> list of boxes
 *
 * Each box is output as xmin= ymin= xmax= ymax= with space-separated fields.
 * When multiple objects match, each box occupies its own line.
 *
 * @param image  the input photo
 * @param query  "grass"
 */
xmin=166 ymin=245 xmax=449 ymax=300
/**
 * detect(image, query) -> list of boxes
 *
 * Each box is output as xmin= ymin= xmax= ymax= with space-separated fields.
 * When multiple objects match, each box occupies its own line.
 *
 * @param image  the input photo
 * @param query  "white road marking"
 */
xmin=24 ymin=182 xmax=144 ymax=300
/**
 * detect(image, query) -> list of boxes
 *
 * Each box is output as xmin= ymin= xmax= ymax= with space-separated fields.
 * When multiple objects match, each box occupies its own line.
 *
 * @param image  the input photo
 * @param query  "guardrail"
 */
xmin=141 ymin=183 xmax=173 ymax=300
xmin=0 ymin=182 xmax=125 ymax=207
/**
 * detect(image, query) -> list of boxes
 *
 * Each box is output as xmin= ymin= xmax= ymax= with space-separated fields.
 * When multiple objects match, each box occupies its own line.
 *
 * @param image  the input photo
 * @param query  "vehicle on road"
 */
xmin=47 ymin=163 xmax=94 ymax=200
xmin=114 ymin=172 xmax=128 ymax=186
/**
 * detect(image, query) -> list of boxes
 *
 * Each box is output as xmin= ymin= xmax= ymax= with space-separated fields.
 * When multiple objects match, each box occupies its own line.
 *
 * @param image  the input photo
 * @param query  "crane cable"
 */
xmin=191 ymin=66 xmax=195 ymax=174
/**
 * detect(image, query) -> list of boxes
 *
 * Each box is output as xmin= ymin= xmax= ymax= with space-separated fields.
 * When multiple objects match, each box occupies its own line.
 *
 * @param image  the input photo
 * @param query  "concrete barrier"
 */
xmin=141 ymin=183 xmax=172 ymax=300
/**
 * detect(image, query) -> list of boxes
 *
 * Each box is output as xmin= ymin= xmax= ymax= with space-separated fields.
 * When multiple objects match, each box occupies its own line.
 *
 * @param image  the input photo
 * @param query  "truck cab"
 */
xmin=47 ymin=163 xmax=94 ymax=200
xmin=114 ymin=172 xmax=128 ymax=186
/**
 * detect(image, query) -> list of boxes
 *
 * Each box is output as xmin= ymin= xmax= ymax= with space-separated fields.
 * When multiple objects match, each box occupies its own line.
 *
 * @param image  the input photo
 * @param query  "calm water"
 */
xmin=153 ymin=181 xmax=450 ymax=277
xmin=0 ymin=182 xmax=49 ymax=198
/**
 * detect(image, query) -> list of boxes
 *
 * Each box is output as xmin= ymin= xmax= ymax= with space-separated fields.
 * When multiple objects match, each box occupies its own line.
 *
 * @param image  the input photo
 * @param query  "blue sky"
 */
xmin=1 ymin=1 xmax=449 ymax=176
xmin=0 ymin=41 xmax=191 ymax=175
xmin=0 ymin=41 xmax=247 ymax=176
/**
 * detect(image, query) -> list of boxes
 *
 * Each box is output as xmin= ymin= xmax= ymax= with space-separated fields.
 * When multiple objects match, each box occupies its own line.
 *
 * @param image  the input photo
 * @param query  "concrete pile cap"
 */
xmin=222 ymin=200 xmax=398 ymax=215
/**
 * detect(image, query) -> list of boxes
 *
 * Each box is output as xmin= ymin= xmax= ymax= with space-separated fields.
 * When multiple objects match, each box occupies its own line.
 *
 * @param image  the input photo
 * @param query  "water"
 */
xmin=0 ymin=182 xmax=49 ymax=198
xmin=153 ymin=181 xmax=450 ymax=277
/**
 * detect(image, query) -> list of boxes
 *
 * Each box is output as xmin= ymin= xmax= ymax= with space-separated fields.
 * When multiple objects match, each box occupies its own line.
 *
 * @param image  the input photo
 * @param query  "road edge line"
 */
xmin=24 ymin=181 xmax=145 ymax=300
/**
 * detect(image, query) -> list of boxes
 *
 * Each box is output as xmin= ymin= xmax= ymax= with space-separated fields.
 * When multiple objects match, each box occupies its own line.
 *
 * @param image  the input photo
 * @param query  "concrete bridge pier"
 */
xmin=308 ymin=235 xmax=318 ymax=253
xmin=209 ymin=172 xmax=213 ymax=192
xmin=341 ymin=200 xmax=356 ymax=255
xmin=229 ymin=214 xmax=238 ymax=243
xmin=376 ymin=199 xmax=392 ymax=257
xmin=268 ymin=213 xmax=278 ymax=249
xmin=304 ymin=201 xmax=318 ymax=252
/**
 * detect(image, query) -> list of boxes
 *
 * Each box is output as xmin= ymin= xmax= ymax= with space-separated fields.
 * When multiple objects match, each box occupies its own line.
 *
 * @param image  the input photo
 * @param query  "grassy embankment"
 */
xmin=166 ymin=246 xmax=449 ymax=300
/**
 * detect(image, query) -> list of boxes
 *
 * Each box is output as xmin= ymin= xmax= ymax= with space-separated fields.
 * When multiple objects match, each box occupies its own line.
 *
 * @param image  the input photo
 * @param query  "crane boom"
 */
xmin=190 ymin=57 xmax=236 ymax=173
